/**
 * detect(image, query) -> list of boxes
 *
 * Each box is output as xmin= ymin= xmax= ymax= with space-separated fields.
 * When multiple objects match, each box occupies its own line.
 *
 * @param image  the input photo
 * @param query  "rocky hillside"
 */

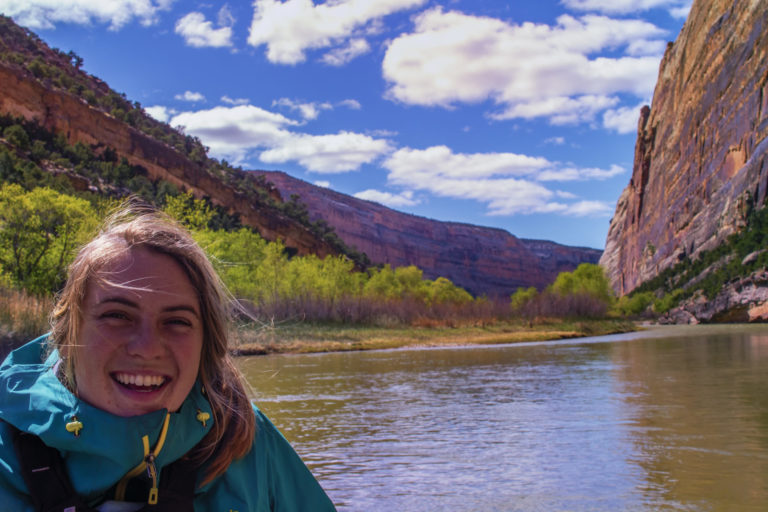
xmin=600 ymin=0 xmax=768 ymax=295
xmin=0 ymin=16 xmax=338 ymax=259
xmin=256 ymin=171 xmax=601 ymax=297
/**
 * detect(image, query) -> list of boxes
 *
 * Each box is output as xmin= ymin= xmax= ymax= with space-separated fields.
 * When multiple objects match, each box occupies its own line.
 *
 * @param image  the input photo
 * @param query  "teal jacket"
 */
xmin=0 ymin=336 xmax=337 ymax=511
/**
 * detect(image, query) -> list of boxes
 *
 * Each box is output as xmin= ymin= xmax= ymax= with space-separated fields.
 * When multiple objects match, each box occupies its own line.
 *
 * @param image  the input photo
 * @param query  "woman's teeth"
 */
xmin=114 ymin=373 xmax=166 ymax=388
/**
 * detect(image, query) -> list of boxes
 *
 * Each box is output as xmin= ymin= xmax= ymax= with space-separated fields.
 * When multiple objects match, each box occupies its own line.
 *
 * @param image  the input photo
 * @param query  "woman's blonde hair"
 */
xmin=50 ymin=199 xmax=255 ymax=486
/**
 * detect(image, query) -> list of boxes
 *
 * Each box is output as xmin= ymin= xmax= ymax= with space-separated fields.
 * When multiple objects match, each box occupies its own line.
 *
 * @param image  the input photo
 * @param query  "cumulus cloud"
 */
xmin=272 ymin=98 xmax=332 ymax=121
xmin=144 ymin=105 xmax=174 ymax=122
xmin=169 ymin=104 xmax=391 ymax=172
xmin=383 ymin=8 xmax=667 ymax=126
xmin=602 ymin=103 xmax=646 ymax=134
xmin=382 ymin=146 xmax=620 ymax=216
xmin=314 ymin=180 xmax=331 ymax=188
xmin=354 ymin=189 xmax=419 ymax=208
xmin=170 ymin=105 xmax=299 ymax=163
xmin=0 ymin=0 xmax=172 ymax=30
xmin=175 ymin=11 xmax=234 ymax=48
xmin=321 ymin=38 xmax=371 ymax=66
xmin=174 ymin=91 xmax=206 ymax=102
xmin=339 ymin=99 xmax=362 ymax=110
xmin=260 ymin=131 xmax=393 ymax=173
xmin=247 ymin=0 xmax=426 ymax=64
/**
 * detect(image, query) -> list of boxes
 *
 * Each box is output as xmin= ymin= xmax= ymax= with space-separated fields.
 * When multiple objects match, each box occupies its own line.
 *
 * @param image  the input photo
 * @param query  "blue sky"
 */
xmin=1 ymin=0 xmax=689 ymax=249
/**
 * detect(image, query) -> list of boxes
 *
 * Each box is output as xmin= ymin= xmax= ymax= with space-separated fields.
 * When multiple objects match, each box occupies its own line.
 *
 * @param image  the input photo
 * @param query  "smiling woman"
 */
xmin=0 ymin=201 xmax=337 ymax=511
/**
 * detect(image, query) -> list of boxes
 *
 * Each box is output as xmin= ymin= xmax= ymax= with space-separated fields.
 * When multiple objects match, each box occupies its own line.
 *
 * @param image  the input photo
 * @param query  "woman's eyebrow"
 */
xmin=162 ymin=305 xmax=200 ymax=317
xmin=97 ymin=296 xmax=139 ymax=308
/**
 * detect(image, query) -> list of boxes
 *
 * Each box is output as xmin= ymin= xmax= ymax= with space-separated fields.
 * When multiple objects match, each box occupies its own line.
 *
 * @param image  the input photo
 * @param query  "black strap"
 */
xmin=11 ymin=427 xmax=96 ymax=512
xmin=10 ymin=426 xmax=200 ymax=512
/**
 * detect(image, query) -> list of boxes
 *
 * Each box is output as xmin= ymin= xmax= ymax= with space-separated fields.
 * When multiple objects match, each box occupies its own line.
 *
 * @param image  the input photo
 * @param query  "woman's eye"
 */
xmin=166 ymin=318 xmax=193 ymax=327
xmin=101 ymin=311 xmax=129 ymax=321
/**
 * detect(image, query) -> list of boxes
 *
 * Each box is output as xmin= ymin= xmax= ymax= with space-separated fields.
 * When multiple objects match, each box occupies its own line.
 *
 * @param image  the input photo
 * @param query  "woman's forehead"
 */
xmin=85 ymin=247 xmax=199 ymax=308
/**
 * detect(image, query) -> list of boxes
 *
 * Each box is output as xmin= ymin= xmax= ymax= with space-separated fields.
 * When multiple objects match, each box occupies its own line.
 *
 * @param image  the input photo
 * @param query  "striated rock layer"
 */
xmin=256 ymin=171 xmax=602 ymax=297
xmin=600 ymin=0 xmax=768 ymax=294
xmin=0 ymin=62 xmax=335 ymax=259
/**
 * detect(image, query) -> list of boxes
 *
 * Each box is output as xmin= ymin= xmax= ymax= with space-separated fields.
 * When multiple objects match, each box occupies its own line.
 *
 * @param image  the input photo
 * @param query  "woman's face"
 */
xmin=74 ymin=247 xmax=204 ymax=417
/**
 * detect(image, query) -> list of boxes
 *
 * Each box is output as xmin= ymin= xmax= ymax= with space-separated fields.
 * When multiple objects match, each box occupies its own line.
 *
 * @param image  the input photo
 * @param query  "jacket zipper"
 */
xmin=114 ymin=412 xmax=170 ymax=504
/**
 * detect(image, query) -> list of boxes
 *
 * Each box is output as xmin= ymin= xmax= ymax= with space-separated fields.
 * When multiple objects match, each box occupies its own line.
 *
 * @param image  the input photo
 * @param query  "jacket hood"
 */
xmin=0 ymin=335 xmax=214 ymax=502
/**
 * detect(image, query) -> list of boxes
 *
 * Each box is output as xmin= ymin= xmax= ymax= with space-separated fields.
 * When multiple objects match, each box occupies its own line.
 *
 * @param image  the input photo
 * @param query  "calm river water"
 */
xmin=238 ymin=324 xmax=768 ymax=511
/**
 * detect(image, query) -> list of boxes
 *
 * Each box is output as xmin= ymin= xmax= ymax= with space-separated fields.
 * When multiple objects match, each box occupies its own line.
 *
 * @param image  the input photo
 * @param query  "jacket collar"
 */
xmin=0 ymin=335 xmax=214 ymax=500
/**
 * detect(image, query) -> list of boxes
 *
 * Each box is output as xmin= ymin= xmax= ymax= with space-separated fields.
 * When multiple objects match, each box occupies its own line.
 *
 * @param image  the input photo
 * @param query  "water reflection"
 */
xmin=239 ymin=325 xmax=768 ymax=511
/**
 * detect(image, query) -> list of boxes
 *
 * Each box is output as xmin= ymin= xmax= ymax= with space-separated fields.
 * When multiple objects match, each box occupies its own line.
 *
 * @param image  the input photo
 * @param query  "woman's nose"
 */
xmin=125 ymin=322 xmax=165 ymax=358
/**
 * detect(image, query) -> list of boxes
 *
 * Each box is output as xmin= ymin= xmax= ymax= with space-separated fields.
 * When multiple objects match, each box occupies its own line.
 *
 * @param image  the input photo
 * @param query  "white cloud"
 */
xmin=217 ymin=4 xmax=235 ymax=27
xmin=339 ymin=99 xmax=362 ymax=110
xmin=169 ymin=104 xmax=391 ymax=172
xmin=175 ymin=12 xmax=233 ymax=48
xmin=221 ymin=95 xmax=250 ymax=106
xmin=0 ymin=0 xmax=171 ymax=30
xmin=314 ymin=180 xmax=331 ymax=188
xmin=561 ymin=0 xmax=689 ymax=15
xmin=669 ymin=3 xmax=692 ymax=19
xmin=563 ymin=200 xmax=614 ymax=216
xmin=544 ymin=136 xmax=566 ymax=145
xmin=272 ymin=98 xmax=332 ymax=121
xmin=321 ymin=38 xmax=371 ymax=66
xmin=247 ymin=0 xmax=426 ymax=64
xmin=354 ymin=189 xmax=419 ymax=208
xmin=383 ymin=8 xmax=666 ymax=126
xmin=170 ymin=105 xmax=299 ymax=163
xmin=174 ymin=91 xmax=206 ymax=102
xmin=603 ymin=103 xmax=646 ymax=134
xmin=382 ymin=146 xmax=620 ymax=216
xmin=260 ymin=131 xmax=393 ymax=173
xmin=144 ymin=105 xmax=173 ymax=122
xmin=537 ymin=164 xmax=625 ymax=181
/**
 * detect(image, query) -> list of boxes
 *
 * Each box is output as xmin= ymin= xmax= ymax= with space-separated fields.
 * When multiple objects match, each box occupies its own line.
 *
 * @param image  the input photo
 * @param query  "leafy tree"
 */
xmin=3 ymin=124 xmax=30 ymax=150
xmin=164 ymin=191 xmax=214 ymax=231
xmin=194 ymin=227 xmax=269 ymax=300
xmin=0 ymin=184 xmax=97 ymax=294
xmin=550 ymin=263 xmax=614 ymax=305
xmin=510 ymin=286 xmax=538 ymax=311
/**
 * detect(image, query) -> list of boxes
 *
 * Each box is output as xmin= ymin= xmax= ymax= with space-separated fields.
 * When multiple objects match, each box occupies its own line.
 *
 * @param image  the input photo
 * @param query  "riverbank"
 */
xmin=231 ymin=318 xmax=638 ymax=355
xmin=1 ymin=318 xmax=639 ymax=359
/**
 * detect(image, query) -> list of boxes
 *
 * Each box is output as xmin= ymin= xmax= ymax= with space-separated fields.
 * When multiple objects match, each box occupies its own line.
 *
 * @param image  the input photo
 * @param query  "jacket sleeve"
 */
xmin=256 ymin=408 xmax=337 ymax=512
xmin=0 ymin=422 xmax=36 ymax=512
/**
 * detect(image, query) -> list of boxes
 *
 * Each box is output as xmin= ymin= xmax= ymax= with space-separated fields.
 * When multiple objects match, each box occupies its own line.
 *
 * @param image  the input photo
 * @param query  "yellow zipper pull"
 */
xmin=145 ymin=453 xmax=159 ymax=505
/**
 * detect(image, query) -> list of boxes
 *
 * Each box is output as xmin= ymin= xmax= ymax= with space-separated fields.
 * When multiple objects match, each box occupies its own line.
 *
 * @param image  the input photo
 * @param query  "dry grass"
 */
xmin=0 ymin=287 xmax=51 ymax=339
xmin=231 ymin=318 xmax=636 ymax=356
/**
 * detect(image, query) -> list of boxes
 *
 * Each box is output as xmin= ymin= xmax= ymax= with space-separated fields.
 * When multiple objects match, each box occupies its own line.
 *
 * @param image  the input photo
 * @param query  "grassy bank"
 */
xmin=231 ymin=318 xmax=638 ymax=356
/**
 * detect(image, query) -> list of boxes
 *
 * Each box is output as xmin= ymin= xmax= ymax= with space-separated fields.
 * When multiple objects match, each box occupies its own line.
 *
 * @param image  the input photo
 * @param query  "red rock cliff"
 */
xmin=256 ymin=171 xmax=601 ymax=297
xmin=600 ymin=0 xmax=768 ymax=294
xmin=0 ymin=61 xmax=335 ymax=258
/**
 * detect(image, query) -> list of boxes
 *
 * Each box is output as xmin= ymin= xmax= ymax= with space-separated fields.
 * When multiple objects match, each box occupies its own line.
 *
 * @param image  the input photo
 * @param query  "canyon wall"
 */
xmin=600 ymin=0 xmax=768 ymax=294
xmin=257 ymin=171 xmax=601 ymax=297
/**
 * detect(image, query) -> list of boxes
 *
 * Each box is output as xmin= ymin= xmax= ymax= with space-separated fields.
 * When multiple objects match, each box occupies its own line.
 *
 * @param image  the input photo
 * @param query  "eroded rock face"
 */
xmin=0 ymin=63 xmax=335 ymax=258
xmin=661 ymin=271 xmax=768 ymax=324
xmin=600 ymin=0 xmax=768 ymax=295
xmin=256 ymin=171 xmax=601 ymax=297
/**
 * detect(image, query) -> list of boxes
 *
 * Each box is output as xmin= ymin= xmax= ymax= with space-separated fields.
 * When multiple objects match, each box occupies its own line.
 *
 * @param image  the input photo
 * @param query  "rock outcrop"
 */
xmin=256 ymin=171 xmax=602 ymax=297
xmin=660 ymin=270 xmax=768 ymax=324
xmin=600 ymin=0 xmax=768 ymax=295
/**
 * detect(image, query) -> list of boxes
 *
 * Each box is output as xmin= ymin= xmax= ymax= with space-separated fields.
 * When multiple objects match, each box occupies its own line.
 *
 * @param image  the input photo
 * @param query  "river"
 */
xmin=238 ymin=324 xmax=768 ymax=511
